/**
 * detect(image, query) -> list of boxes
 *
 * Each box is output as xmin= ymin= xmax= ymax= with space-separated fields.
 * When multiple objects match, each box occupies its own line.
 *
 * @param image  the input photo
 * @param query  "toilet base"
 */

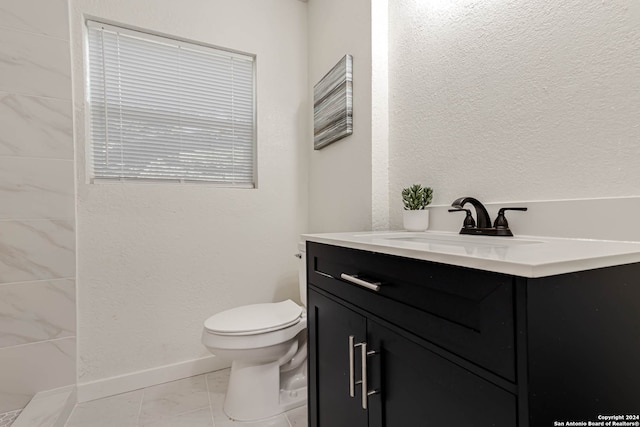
xmin=279 ymin=358 xmax=307 ymax=413
xmin=223 ymin=359 xmax=307 ymax=422
xmin=278 ymin=384 xmax=307 ymax=413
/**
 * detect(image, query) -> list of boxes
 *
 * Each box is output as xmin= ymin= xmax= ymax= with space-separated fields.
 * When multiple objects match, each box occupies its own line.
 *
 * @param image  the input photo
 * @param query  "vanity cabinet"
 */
xmin=306 ymin=241 xmax=640 ymax=427
xmin=308 ymin=290 xmax=516 ymax=427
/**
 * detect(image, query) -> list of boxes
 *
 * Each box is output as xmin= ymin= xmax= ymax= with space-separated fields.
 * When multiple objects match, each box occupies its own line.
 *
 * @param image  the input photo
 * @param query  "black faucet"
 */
xmin=449 ymin=197 xmax=527 ymax=237
xmin=450 ymin=197 xmax=492 ymax=228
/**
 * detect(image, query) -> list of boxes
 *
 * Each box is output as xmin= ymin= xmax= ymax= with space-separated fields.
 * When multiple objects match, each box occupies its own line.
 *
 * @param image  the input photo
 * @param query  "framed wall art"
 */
xmin=313 ymin=54 xmax=353 ymax=150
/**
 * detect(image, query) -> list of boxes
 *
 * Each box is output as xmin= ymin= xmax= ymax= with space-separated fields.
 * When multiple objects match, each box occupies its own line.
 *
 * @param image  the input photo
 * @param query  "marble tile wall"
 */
xmin=0 ymin=0 xmax=75 ymax=417
xmin=0 ymin=28 xmax=71 ymax=100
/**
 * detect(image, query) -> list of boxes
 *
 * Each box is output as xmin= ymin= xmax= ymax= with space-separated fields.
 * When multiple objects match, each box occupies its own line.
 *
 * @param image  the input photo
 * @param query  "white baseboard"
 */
xmin=76 ymin=355 xmax=230 ymax=403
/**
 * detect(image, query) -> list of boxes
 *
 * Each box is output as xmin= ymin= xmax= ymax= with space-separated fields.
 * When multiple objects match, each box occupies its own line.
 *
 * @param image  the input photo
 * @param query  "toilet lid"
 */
xmin=204 ymin=299 xmax=303 ymax=336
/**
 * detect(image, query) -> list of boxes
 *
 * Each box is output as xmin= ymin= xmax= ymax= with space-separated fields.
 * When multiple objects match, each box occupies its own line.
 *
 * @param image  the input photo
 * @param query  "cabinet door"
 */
xmin=368 ymin=320 xmax=517 ymax=427
xmin=308 ymin=289 xmax=368 ymax=427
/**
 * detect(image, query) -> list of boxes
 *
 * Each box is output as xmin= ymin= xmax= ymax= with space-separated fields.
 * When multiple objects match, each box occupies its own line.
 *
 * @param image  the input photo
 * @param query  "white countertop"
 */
xmin=302 ymin=231 xmax=640 ymax=278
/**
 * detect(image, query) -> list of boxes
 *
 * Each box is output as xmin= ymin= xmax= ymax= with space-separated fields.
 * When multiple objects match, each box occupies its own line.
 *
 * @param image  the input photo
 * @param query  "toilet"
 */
xmin=201 ymin=243 xmax=307 ymax=421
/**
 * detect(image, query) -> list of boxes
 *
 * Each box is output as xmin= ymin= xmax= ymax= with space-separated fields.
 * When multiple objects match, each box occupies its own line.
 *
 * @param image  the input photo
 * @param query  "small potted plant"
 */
xmin=402 ymin=184 xmax=433 ymax=231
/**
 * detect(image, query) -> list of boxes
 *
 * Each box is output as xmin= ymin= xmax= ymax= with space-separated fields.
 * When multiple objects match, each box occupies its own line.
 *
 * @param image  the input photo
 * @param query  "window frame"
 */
xmin=84 ymin=19 xmax=258 ymax=187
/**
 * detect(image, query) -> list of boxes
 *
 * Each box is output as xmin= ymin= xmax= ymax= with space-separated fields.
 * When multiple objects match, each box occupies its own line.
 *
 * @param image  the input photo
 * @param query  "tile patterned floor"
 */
xmin=64 ymin=369 xmax=307 ymax=427
xmin=0 ymin=410 xmax=21 ymax=427
xmin=11 ymin=385 xmax=74 ymax=427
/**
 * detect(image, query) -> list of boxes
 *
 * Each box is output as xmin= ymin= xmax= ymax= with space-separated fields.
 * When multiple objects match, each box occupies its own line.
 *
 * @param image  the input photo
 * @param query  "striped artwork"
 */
xmin=313 ymin=54 xmax=353 ymax=150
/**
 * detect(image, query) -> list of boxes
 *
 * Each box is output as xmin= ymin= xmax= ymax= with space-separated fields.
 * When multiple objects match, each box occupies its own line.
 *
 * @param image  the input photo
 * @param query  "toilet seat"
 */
xmin=204 ymin=299 xmax=303 ymax=336
xmin=202 ymin=310 xmax=306 ymax=351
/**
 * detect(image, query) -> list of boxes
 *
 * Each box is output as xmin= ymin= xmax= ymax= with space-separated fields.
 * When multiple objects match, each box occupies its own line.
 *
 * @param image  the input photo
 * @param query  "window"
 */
xmin=86 ymin=21 xmax=256 ymax=186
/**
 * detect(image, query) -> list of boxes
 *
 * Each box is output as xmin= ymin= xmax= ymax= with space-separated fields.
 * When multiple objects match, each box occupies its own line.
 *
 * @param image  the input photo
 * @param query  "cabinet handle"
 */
xmin=340 ymin=274 xmax=381 ymax=292
xmin=352 ymin=342 xmax=380 ymax=410
xmin=359 ymin=342 xmax=368 ymax=409
xmin=351 ymin=341 xmax=367 ymax=407
xmin=349 ymin=335 xmax=356 ymax=397
xmin=349 ymin=336 xmax=365 ymax=398
xmin=350 ymin=337 xmax=380 ymax=409
xmin=364 ymin=348 xmax=380 ymax=409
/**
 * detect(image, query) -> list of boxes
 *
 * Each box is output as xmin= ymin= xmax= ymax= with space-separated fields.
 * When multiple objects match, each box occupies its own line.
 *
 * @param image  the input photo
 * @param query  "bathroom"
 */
xmin=0 ymin=0 xmax=638 ymax=426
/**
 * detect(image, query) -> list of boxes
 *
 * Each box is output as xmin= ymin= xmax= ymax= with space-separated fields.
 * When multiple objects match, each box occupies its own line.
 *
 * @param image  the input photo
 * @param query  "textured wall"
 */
xmin=0 ymin=0 xmax=76 ymax=414
xmin=388 ymin=0 xmax=640 ymax=230
xmin=69 ymin=0 xmax=308 ymax=384
xmin=371 ymin=0 xmax=390 ymax=231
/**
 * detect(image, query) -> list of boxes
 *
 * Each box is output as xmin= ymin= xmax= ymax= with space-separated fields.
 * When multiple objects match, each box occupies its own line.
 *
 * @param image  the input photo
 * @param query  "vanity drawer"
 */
xmin=307 ymin=242 xmax=516 ymax=382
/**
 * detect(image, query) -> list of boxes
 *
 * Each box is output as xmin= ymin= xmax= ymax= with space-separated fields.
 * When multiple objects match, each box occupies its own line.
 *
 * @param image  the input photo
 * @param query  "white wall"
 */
xmin=69 ymin=0 xmax=308 ymax=387
xmin=308 ymin=0 xmax=390 ymax=232
xmin=388 ymin=0 xmax=640 ymax=239
xmin=0 ymin=0 xmax=75 ymax=415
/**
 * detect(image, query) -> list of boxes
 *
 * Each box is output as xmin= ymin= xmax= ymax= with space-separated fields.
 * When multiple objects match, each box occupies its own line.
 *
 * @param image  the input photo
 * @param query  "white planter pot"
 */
xmin=403 ymin=209 xmax=429 ymax=231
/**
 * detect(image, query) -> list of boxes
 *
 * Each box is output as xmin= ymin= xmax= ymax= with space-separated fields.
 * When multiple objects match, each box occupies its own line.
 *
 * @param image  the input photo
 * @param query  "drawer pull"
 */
xmin=340 ymin=274 xmax=381 ymax=292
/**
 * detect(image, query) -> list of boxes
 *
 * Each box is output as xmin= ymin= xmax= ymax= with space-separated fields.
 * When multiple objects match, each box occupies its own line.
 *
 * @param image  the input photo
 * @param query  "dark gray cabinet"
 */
xmin=308 ymin=289 xmax=516 ymax=427
xmin=307 ymin=242 xmax=640 ymax=427
xmin=308 ymin=290 xmax=368 ymax=427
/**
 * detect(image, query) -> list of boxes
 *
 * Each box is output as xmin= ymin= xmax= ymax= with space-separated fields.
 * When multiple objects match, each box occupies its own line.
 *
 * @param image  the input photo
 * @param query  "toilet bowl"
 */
xmin=201 ymin=243 xmax=308 ymax=421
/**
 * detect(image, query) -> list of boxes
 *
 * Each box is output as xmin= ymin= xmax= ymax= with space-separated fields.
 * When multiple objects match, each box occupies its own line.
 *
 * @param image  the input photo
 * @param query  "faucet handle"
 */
xmin=448 ymin=208 xmax=476 ymax=229
xmin=494 ymin=207 xmax=528 ymax=229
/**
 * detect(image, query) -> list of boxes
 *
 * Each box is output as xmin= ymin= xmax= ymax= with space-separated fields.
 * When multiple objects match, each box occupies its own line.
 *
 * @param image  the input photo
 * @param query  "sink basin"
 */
xmin=384 ymin=234 xmax=542 ymax=247
xmin=357 ymin=232 xmax=544 ymax=248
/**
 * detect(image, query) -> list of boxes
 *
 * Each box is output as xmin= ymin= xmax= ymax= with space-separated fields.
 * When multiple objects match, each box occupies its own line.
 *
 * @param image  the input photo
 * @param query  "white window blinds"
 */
xmin=86 ymin=21 xmax=255 ymax=186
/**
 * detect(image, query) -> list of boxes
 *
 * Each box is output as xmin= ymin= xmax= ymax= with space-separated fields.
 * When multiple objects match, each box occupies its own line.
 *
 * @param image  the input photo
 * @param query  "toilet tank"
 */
xmin=298 ymin=241 xmax=307 ymax=307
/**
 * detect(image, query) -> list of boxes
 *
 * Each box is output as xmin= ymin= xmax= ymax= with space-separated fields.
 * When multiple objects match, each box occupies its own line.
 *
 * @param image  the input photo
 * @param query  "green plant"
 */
xmin=402 ymin=184 xmax=433 ymax=210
